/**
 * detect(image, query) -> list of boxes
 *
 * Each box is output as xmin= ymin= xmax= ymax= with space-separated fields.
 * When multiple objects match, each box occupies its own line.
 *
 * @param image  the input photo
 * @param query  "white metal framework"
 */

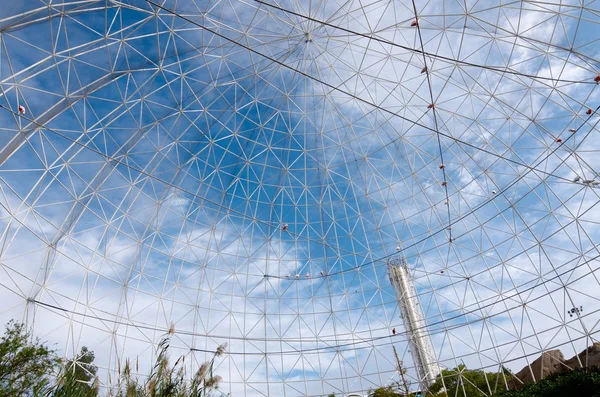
xmin=388 ymin=256 xmax=440 ymax=390
xmin=0 ymin=1 xmax=599 ymax=396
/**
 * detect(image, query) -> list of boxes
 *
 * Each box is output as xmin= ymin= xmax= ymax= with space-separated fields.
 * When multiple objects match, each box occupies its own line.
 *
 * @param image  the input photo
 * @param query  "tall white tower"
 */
xmin=388 ymin=256 xmax=441 ymax=390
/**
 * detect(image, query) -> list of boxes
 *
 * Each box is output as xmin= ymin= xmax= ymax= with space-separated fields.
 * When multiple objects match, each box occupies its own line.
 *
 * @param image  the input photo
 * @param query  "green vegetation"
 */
xmin=369 ymin=385 xmax=403 ymax=396
xmin=367 ymin=385 xmax=427 ymax=396
xmin=112 ymin=334 xmax=226 ymax=397
xmin=53 ymin=346 xmax=99 ymax=396
xmin=494 ymin=367 xmax=600 ymax=397
xmin=0 ymin=320 xmax=226 ymax=397
xmin=0 ymin=320 xmax=61 ymax=396
xmin=5 ymin=318 xmax=599 ymax=397
xmin=429 ymin=365 xmax=509 ymax=397
xmin=331 ymin=363 xmax=600 ymax=397
xmin=329 ymin=364 xmax=600 ymax=397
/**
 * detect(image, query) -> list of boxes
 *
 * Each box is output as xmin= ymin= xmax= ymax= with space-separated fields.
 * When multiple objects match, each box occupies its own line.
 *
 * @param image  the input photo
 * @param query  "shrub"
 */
xmin=0 ymin=320 xmax=60 ymax=396
xmin=493 ymin=367 xmax=600 ymax=397
xmin=0 ymin=320 xmax=227 ymax=397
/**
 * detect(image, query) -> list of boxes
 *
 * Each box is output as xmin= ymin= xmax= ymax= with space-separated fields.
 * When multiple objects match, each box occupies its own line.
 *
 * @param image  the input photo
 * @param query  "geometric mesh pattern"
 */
xmin=0 ymin=1 xmax=599 ymax=396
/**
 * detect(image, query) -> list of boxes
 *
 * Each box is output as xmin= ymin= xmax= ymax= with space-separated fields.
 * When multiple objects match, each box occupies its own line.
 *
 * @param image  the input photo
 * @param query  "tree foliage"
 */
xmin=0 ymin=320 xmax=60 ymax=396
xmin=369 ymin=385 xmax=403 ymax=396
xmin=0 ymin=320 xmax=227 ymax=397
xmin=429 ymin=365 xmax=509 ymax=397
xmin=53 ymin=346 xmax=99 ymax=397
xmin=494 ymin=367 xmax=600 ymax=397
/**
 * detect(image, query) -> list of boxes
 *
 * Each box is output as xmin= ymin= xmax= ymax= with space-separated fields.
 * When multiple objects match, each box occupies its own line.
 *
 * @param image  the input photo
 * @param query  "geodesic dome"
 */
xmin=0 ymin=1 xmax=599 ymax=396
